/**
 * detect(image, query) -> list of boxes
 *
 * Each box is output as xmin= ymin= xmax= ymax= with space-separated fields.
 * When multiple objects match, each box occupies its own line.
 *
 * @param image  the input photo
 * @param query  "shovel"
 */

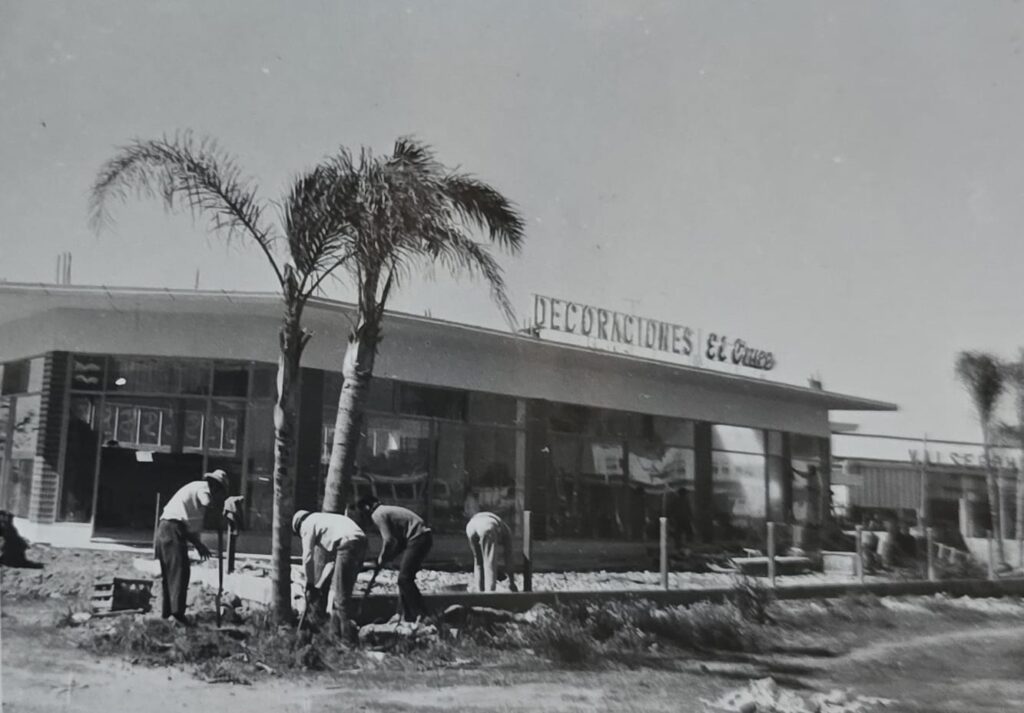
xmin=216 ymin=526 xmax=224 ymax=627
xmin=296 ymin=561 xmax=336 ymax=632
xmin=356 ymin=565 xmax=381 ymax=618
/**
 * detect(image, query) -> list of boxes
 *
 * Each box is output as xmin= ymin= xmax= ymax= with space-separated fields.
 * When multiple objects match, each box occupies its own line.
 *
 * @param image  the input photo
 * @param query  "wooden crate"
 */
xmin=92 ymin=577 xmax=154 ymax=613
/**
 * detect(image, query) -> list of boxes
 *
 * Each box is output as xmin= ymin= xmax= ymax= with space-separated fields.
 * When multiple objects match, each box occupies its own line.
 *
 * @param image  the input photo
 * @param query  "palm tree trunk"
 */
xmin=270 ymin=303 xmax=308 ymax=622
xmin=322 ymin=319 xmax=380 ymax=514
xmin=983 ymin=430 xmax=1007 ymax=566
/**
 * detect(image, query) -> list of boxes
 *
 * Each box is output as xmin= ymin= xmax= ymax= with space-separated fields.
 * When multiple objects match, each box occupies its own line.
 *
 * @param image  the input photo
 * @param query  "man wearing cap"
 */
xmin=465 ymin=511 xmax=518 ymax=593
xmin=355 ymin=496 xmax=432 ymax=623
xmin=292 ymin=509 xmax=367 ymax=641
xmin=155 ymin=470 xmax=228 ymax=625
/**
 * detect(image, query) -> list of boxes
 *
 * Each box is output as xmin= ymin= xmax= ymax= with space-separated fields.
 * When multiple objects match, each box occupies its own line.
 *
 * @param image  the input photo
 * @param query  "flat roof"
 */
xmin=0 ymin=281 xmax=897 ymax=413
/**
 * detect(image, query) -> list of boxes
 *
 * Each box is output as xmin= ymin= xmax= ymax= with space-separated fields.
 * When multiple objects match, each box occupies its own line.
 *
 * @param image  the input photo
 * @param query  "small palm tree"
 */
xmin=90 ymin=132 xmax=350 ymax=620
xmin=320 ymin=137 xmax=525 ymax=514
xmin=955 ymin=351 xmax=1007 ymax=566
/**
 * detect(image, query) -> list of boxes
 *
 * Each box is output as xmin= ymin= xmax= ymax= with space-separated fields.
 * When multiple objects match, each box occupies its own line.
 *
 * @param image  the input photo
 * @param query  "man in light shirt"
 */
xmin=292 ymin=509 xmax=367 ymax=641
xmin=155 ymin=470 xmax=228 ymax=625
xmin=465 ymin=511 xmax=518 ymax=593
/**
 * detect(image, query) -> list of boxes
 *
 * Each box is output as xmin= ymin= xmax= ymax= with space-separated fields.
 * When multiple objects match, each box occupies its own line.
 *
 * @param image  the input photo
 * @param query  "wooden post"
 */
xmin=151 ymin=492 xmax=161 ymax=557
xmin=659 ymin=517 xmax=669 ymax=590
xmin=987 ymin=530 xmax=996 ymax=580
xmin=855 ymin=525 xmax=864 ymax=583
xmin=926 ymin=527 xmax=936 ymax=582
xmin=523 ymin=510 xmax=533 ymax=593
xmin=767 ymin=521 xmax=777 ymax=586
xmin=226 ymin=523 xmax=237 ymax=574
xmin=216 ymin=527 xmax=224 ymax=627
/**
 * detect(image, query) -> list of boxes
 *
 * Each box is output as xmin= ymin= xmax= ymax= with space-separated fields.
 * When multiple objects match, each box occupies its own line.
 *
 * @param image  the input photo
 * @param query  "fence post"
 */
xmin=522 ymin=510 xmax=533 ymax=593
xmin=151 ymin=492 xmax=162 ymax=557
xmin=987 ymin=530 xmax=996 ymax=581
xmin=926 ymin=527 xmax=935 ymax=582
xmin=766 ymin=521 xmax=776 ymax=587
xmin=659 ymin=517 xmax=669 ymax=590
xmin=855 ymin=525 xmax=864 ymax=584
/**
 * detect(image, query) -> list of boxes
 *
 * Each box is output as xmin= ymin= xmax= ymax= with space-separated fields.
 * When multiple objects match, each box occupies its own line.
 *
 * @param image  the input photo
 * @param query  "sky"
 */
xmin=2 ymin=1 xmax=1024 ymax=441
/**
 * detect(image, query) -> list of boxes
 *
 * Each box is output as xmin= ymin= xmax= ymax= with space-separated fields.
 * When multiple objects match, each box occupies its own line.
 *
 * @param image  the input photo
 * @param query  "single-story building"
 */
xmin=0 ymin=283 xmax=895 ymax=567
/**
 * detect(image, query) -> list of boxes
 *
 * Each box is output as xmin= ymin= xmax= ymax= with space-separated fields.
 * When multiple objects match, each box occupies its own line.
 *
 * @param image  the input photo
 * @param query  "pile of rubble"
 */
xmin=703 ymin=678 xmax=895 ymax=713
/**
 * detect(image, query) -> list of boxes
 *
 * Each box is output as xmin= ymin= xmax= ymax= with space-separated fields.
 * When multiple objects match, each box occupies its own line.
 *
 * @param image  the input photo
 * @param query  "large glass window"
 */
xmin=243 ymin=400 xmax=274 ymax=533
xmin=791 ymin=434 xmax=825 ymax=526
xmin=59 ymin=395 xmax=101 ymax=522
xmin=711 ymin=425 xmax=766 ymax=543
xmin=1 ymin=394 xmax=40 ymax=517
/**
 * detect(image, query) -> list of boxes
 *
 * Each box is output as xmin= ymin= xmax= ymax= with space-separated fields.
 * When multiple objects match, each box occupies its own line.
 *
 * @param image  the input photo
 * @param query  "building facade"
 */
xmin=0 ymin=284 xmax=895 ymax=565
xmin=831 ymin=431 xmax=1023 ymax=539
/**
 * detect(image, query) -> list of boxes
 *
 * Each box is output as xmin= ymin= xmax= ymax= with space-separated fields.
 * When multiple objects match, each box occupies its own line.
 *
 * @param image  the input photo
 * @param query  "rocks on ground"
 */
xmin=702 ymin=677 xmax=895 ymax=713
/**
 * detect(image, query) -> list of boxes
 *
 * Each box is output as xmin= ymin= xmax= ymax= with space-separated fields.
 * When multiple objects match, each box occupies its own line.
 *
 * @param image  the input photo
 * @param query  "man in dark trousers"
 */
xmin=292 ymin=509 xmax=367 ymax=642
xmin=355 ymin=496 xmax=433 ymax=623
xmin=154 ymin=470 xmax=228 ymax=625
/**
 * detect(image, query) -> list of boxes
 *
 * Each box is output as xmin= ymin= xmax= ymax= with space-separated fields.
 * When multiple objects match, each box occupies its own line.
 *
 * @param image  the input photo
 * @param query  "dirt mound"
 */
xmin=1 ymin=545 xmax=149 ymax=600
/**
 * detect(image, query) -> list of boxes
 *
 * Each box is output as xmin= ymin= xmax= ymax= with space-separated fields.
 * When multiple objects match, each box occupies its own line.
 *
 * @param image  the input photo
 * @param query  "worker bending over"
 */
xmin=155 ymin=470 xmax=228 ymax=625
xmin=466 ymin=511 xmax=518 ymax=593
xmin=355 ymin=496 xmax=432 ymax=622
xmin=292 ymin=509 xmax=367 ymax=641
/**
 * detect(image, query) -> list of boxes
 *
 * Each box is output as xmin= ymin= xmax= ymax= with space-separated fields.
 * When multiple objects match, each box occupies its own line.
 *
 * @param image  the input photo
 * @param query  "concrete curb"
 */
xmin=132 ymin=559 xmax=1024 ymax=623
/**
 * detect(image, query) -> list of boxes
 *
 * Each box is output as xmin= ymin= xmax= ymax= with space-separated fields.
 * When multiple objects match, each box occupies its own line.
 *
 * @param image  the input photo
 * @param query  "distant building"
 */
xmin=0 ymin=283 xmax=895 ymax=566
xmin=831 ymin=430 xmax=1022 ymax=539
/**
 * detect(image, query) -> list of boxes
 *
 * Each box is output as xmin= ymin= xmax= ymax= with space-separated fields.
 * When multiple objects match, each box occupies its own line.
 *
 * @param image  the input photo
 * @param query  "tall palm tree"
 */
xmin=320 ymin=138 xmax=525 ymax=514
xmin=998 ymin=350 xmax=1024 ymax=563
xmin=955 ymin=351 xmax=1007 ymax=566
xmin=90 ymin=132 xmax=350 ymax=620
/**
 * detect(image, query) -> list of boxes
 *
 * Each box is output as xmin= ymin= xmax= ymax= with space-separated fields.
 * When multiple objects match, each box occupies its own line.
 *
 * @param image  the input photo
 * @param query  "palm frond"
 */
xmin=955 ymin=351 xmax=1006 ymax=426
xmin=420 ymin=223 xmax=516 ymax=326
xmin=442 ymin=173 xmax=526 ymax=253
xmin=89 ymin=131 xmax=282 ymax=284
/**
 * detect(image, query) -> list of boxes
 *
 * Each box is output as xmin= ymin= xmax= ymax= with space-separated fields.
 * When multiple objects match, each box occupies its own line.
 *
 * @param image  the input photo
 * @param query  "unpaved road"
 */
xmin=828 ymin=624 xmax=1024 ymax=712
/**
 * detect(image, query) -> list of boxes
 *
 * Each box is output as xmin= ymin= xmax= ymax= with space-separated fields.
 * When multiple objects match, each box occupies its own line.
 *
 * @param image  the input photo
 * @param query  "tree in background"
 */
xmin=320 ymin=138 xmax=524 ymax=514
xmin=90 ymin=133 xmax=351 ymax=620
xmin=955 ymin=351 xmax=1007 ymax=566
xmin=998 ymin=349 xmax=1024 ymax=566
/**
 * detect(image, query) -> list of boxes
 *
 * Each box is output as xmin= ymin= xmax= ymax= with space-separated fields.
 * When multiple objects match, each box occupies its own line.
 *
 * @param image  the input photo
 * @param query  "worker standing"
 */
xmin=465 ymin=511 xmax=518 ymax=593
xmin=355 ymin=496 xmax=432 ymax=623
xmin=154 ymin=470 xmax=228 ymax=625
xmin=292 ymin=509 xmax=367 ymax=642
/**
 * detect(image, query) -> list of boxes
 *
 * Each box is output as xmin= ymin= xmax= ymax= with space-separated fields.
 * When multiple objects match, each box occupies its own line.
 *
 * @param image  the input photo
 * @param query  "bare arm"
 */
xmin=502 ymin=520 xmax=518 ymax=592
xmin=374 ymin=512 xmax=397 ymax=566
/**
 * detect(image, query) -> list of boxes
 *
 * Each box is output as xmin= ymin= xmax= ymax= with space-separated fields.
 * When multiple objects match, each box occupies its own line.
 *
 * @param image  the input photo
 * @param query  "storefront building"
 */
xmin=0 ymin=283 xmax=895 ymax=565
xmin=831 ymin=431 xmax=1023 ymax=540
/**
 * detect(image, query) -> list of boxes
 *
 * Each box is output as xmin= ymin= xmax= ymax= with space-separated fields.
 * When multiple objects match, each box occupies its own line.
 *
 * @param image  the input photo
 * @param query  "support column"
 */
xmin=693 ymin=422 xmax=713 ymax=543
xmin=30 ymin=352 xmax=69 ymax=524
xmin=294 ymin=367 xmax=324 ymax=511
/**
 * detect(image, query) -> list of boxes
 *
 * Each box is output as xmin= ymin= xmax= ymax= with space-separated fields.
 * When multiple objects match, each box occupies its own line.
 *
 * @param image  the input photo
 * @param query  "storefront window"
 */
xmin=244 ymin=400 xmax=274 ymax=533
xmin=355 ymin=415 xmax=432 ymax=518
xmin=711 ymin=425 xmax=766 ymax=543
xmin=397 ymin=383 xmax=466 ymax=420
xmin=2 ymin=394 xmax=39 ymax=517
xmin=59 ymin=395 xmax=101 ymax=522
xmin=791 ymin=434 xmax=825 ymax=526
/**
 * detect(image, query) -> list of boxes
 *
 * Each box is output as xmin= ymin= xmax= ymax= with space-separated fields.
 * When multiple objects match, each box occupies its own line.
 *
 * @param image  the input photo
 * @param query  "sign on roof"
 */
xmin=530 ymin=293 xmax=776 ymax=372
xmin=833 ymin=433 xmax=1024 ymax=470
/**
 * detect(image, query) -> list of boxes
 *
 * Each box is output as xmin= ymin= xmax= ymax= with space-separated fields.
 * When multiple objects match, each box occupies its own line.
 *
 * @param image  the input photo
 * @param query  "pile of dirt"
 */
xmin=1 ymin=545 xmax=148 ymax=600
xmin=703 ymin=677 xmax=895 ymax=713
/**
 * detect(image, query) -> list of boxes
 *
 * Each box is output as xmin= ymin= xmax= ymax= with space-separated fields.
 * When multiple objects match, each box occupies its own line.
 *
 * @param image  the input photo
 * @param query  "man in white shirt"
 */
xmin=292 ymin=509 xmax=367 ymax=641
xmin=155 ymin=470 xmax=228 ymax=625
xmin=465 ymin=511 xmax=518 ymax=592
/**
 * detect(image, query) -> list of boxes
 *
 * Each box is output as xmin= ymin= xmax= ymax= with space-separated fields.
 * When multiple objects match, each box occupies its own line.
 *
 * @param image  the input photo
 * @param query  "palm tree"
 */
xmin=955 ymin=351 xmax=1007 ymax=566
xmin=320 ymin=138 xmax=525 ymax=514
xmin=998 ymin=350 xmax=1024 ymax=565
xmin=90 ymin=132 xmax=350 ymax=620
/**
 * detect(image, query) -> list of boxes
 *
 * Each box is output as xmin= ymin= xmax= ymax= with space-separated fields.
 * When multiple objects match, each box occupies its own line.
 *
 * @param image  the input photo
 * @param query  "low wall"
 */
xmin=964 ymin=537 xmax=1024 ymax=567
xmin=132 ymin=557 xmax=1024 ymax=624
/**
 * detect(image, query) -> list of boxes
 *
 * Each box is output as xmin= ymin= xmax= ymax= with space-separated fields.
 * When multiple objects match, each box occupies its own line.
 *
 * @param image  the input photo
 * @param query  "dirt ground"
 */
xmin=4 ymin=547 xmax=1024 ymax=712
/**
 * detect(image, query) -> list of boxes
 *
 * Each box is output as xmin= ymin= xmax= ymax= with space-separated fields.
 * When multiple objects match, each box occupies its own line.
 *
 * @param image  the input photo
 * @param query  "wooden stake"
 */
xmin=659 ymin=517 xmax=668 ymax=590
